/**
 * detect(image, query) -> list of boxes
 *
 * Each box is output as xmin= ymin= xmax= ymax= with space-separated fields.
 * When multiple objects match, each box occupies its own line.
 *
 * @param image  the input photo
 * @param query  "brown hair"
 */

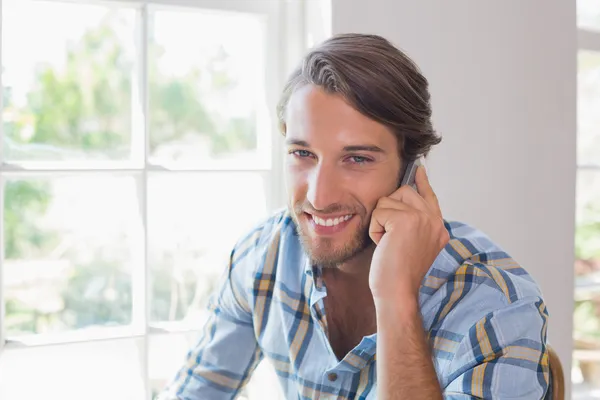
xmin=276 ymin=33 xmax=441 ymax=163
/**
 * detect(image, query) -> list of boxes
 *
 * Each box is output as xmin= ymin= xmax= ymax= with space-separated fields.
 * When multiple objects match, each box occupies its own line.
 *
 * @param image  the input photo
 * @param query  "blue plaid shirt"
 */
xmin=158 ymin=209 xmax=550 ymax=399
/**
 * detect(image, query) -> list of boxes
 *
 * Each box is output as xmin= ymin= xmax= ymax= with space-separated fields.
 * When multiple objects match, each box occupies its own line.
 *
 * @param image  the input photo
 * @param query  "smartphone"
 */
xmin=399 ymin=157 xmax=422 ymax=190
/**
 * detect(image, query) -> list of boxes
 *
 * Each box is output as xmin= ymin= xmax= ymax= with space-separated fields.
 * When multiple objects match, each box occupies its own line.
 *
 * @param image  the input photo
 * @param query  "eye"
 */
xmin=290 ymin=149 xmax=313 ymax=158
xmin=346 ymin=155 xmax=373 ymax=164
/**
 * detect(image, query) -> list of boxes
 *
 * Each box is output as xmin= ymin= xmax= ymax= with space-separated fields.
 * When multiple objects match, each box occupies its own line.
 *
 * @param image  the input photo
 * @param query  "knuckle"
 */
xmin=393 ymin=186 xmax=413 ymax=199
xmin=371 ymin=207 xmax=384 ymax=219
xmin=406 ymin=211 xmax=420 ymax=224
xmin=439 ymin=229 xmax=450 ymax=245
xmin=402 ymin=186 xmax=418 ymax=197
xmin=377 ymin=196 xmax=394 ymax=209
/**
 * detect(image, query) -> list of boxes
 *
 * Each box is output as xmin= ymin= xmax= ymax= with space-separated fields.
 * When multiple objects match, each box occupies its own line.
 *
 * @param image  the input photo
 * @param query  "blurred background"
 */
xmin=0 ymin=1 xmax=596 ymax=399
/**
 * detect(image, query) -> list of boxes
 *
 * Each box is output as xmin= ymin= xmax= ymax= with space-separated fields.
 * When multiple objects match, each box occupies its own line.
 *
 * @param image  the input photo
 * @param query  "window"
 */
xmin=573 ymin=0 xmax=600 ymax=398
xmin=0 ymin=0 xmax=300 ymax=399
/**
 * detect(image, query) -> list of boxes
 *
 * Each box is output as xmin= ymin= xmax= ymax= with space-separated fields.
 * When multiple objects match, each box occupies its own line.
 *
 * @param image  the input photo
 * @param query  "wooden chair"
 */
xmin=547 ymin=345 xmax=565 ymax=400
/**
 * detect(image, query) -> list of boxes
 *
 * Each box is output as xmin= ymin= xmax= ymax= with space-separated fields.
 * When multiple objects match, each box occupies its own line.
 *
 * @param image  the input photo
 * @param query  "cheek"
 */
xmin=284 ymin=163 xmax=308 ymax=202
xmin=344 ymin=171 xmax=399 ymax=213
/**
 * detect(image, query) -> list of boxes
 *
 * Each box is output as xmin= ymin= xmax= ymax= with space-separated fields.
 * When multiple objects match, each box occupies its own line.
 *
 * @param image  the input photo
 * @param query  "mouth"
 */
xmin=303 ymin=212 xmax=355 ymax=235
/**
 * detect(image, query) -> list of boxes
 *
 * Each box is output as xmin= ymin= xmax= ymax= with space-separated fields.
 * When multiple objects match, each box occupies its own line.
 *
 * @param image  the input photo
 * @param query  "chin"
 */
xmin=289 ymin=205 xmax=371 ymax=265
xmin=299 ymin=228 xmax=369 ymax=268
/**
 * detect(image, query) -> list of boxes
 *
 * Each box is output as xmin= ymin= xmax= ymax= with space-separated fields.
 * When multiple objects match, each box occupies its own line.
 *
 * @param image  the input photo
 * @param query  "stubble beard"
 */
xmin=290 ymin=204 xmax=372 ymax=268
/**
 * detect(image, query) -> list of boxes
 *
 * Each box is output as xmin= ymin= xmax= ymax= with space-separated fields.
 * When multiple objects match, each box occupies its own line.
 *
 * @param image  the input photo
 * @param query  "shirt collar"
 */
xmin=303 ymin=257 xmax=325 ymax=290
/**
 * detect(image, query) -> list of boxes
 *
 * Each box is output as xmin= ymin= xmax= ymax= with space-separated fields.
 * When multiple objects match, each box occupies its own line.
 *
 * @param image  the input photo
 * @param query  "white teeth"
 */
xmin=312 ymin=214 xmax=353 ymax=226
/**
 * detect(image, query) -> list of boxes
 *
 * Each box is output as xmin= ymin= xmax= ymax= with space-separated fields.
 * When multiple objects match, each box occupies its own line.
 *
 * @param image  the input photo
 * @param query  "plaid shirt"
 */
xmin=158 ymin=209 xmax=550 ymax=399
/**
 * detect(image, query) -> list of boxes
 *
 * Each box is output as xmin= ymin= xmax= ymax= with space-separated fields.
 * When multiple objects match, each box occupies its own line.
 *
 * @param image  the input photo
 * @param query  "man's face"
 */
xmin=284 ymin=85 xmax=402 ymax=267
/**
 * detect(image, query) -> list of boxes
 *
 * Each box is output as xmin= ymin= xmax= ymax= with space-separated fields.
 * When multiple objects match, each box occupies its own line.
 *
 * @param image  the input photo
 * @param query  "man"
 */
xmin=158 ymin=34 xmax=549 ymax=399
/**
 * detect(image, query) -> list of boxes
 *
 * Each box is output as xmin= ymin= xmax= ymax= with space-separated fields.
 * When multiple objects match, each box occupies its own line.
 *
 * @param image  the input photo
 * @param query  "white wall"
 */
xmin=331 ymin=0 xmax=577 ymax=395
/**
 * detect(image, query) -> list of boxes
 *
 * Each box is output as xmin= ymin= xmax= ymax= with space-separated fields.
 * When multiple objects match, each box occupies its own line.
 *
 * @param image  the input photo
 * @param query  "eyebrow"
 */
xmin=343 ymin=145 xmax=385 ymax=153
xmin=285 ymin=139 xmax=385 ymax=153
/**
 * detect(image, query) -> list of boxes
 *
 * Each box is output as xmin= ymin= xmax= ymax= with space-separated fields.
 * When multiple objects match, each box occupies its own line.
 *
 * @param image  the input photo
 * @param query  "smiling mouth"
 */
xmin=309 ymin=213 xmax=353 ymax=227
xmin=303 ymin=212 xmax=355 ymax=235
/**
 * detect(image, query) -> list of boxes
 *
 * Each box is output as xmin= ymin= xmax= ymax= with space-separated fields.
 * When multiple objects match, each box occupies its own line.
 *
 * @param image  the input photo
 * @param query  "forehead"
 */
xmin=285 ymin=85 xmax=397 ymax=151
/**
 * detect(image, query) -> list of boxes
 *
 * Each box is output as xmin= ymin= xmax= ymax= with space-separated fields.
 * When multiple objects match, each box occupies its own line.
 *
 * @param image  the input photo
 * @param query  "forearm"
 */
xmin=375 ymin=299 xmax=442 ymax=400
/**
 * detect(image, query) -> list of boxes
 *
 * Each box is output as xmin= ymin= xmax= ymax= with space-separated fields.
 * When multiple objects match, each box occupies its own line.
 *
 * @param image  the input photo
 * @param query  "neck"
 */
xmin=321 ymin=245 xmax=377 ymax=333
xmin=322 ymin=244 xmax=375 ymax=287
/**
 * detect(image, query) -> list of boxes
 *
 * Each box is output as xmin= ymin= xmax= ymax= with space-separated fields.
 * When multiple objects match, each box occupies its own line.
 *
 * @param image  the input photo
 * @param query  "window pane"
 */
xmin=149 ymin=331 xmax=200 ymax=398
xmin=578 ymin=0 xmax=600 ymax=32
xmin=574 ymin=170 xmax=600 ymax=395
xmin=148 ymin=7 xmax=269 ymax=168
xmin=575 ymin=171 xmax=600 ymax=276
xmin=148 ymin=173 xmax=267 ymax=324
xmin=149 ymin=332 xmax=284 ymax=400
xmin=1 ymin=0 xmax=136 ymax=162
xmin=0 ymin=338 xmax=145 ymax=400
xmin=578 ymin=51 xmax=600 ymax=166
xmin=2 ymin=175 xmax=141 ymax=336
xmin=573 ymin=356 xmax=600 ymax=398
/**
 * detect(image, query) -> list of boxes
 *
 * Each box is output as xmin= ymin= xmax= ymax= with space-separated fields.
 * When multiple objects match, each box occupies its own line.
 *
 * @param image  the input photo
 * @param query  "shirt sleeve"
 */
xmin=156 ymin=242 xmax=262 ymax=400
xmin=441 ymin=294 xmax=550 ymax=399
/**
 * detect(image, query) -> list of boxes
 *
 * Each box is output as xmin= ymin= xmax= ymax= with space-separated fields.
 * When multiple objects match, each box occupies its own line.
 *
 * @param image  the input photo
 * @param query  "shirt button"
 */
xmin=328 ymin=372 xmax=338 ymax=382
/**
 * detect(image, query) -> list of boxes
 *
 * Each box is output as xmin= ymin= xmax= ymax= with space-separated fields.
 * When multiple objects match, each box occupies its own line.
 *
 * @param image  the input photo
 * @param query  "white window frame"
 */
xmin=0 ymin=0 xmax=308 ymax=397
xmin=577 ymin=18 xmax=600 ymax=168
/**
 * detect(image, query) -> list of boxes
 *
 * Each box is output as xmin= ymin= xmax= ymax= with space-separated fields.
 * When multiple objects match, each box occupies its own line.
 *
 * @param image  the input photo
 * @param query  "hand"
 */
xmin=368 ymin=166 xmax=449 ymax=304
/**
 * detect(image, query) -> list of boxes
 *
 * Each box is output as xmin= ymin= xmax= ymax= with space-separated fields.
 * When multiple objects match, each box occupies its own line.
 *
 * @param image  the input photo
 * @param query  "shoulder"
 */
xmin=224 ymin=208 xmax=306 ymax=318
xmin=422 ymin=220 xmax=547 ymax=346
xmin=425 ymin=220 xmax=543 ymax=304
xmin=424 ymin=222 xmax=549 ymax=389
xmin=229 ymin=207 xmax=298 ymax=274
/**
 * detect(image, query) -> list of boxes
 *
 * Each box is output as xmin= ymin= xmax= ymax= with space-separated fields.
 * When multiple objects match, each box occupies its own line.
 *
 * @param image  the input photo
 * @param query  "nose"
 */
xmin=306 ymin=163 xmax=342 ymax=211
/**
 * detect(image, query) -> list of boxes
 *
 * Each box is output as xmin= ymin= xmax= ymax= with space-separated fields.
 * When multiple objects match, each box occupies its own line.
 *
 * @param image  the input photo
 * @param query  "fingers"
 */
xmin=386 ymin=185 xmax=430 ymax=214
xmin=415 ymin=166 xmax=442 ymax=217
xmin=370 ymin=164 xmax=444 ymax=245
xmin=375 ymin=196 xmax=414 ymax=214
xmin=379 ymin=167 xmax=441 ymax=222
xmin=369 ymin=206 xmax=409 ymax=245
xmin=370 ymin=201 xmax=449 ymax=247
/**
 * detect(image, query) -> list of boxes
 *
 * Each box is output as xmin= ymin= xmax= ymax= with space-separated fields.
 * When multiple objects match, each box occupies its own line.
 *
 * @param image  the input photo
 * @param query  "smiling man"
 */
xmin=158 ymin=34 xmax=550 ymax=400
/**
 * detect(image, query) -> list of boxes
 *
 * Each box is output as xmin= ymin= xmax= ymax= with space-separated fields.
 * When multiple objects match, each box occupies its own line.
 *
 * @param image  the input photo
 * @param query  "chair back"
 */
xmin=547 ymin=345 xmax=564 ymax=400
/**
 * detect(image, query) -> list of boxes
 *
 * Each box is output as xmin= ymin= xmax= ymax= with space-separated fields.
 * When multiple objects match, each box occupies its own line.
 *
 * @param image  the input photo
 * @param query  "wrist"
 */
xmin=374 ymin=296 xmax=420 ymax=323
xmin=371 ymin=282 xmax=420 ymax=304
